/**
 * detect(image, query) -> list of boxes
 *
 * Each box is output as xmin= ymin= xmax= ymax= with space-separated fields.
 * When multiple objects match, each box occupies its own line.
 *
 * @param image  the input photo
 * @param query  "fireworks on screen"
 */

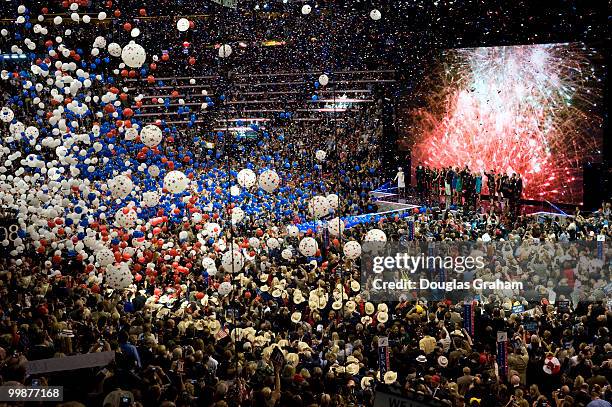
xmin=410 ymin=43 xmax=603 ymax=203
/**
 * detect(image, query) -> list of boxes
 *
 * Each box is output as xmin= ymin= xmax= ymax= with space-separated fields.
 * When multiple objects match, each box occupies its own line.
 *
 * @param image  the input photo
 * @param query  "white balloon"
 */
xmin=370 ymin=9 xmax=382 ymax=20
xmin=121 ymin=42 xmax=146 ymax=68
xmin=286 ymin=225 xmax=299 ymax=238
xmin=140 ymin=124 xmax=163 ymax=147
xmin=108 ymin=42 xmax=122 ymax=57
xmin=221 ymin=250 xmax=243 ymax=273
xmin=115 ymin=207 xmax=137 ymax=229
xmin=281 ymin=248 xmax=293 ymax=260
xmin=318 ymin=74 xmax=329 ymax=86
xmin=248 ymin=237 xmax=260 ymax=248
xmin=258 ymin=170 xmax=280 ymax=193
xmin=308 ymin=195 xmax=330 ymax=219
xmin=328 ymin=217 xmax=345 ymax=236
xmin=206 ymin=222 xmax=221 ymax=237
xmin=130 ymin=28 xmax=140 ymax=38
xmin=141 ymin=191 xmax=160 ymax=207
xmin=148 ymin=165 xmax=160 ymax=177
xmin=343 ymin=241 xmax=362 ymax=260
xmin=218 ymin=281 xmax=233 ymax=296
xmin=124 ymin=127 xmax=138 ymax=140
xmin=109 ymin=175 xmax=133 ymax=199
xmin=365 ymin=228 xmax=387 ymax=242
xmin=202 ymin=257 xmax=216 ymax=271
xmin=315 ymin=149 xmax=326 ymax=161
xmin=231 ymin=207 xmax=245 ymax=224
xmin=163 ymin=171 xmax=189 ymax=194
xmin=176 ymin=18 xmax=190 ymax=32
xmin=237 ymin=168 xmax=257 ymax=188
xmin=301 ymin=4 xmax=312 ymax=14
xmin=105 ymin=262 xmax=133 ymax=290
xmin=218 ymin=44 xmax=232 ymax=58
xmin=0 ymin=107 xmax=15 ymax=123
xmin=327 ymin=194 xmax=339 ymax=210
xmin=96 ymin=248 xmax=115 ymax=266
xmin=266 ymin=237 xmax=280 ymax=249
xmin=299 ymin=237 xmax=318 ymax=257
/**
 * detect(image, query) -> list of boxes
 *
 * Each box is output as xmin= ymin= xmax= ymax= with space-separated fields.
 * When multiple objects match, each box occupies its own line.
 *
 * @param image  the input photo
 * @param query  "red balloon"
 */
xmin=123 ymin=108 xmax=134 ymax=117
xmin=139 ymin=8 xmax=147 ymax=16
xmin=161 ymin=53 xmax=169 ymax=61
xmin=147 ymin=75 xmax=155 ymax=83
xmin=150 ymin=63 xmax=157 ymax=70
xmin=189 ymin=57 xmax=196 ymax=65
xmin=123 ymin=22 xmax=132 ymax=31
xmin=134 ymin=273 xmax=142 ymax=282
xmin=114 ymin=9 xmax=122 ymax=17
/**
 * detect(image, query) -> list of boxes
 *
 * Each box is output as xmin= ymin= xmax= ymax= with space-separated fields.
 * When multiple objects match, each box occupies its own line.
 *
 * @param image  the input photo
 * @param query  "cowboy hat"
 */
xmin=377 ymin=303 xmax=388 ymax=313
xmin=361 ymin=376 xmax=374 ymax=389
xmin=438 ymin=355 xmax=449 ymax=368
xmin=291 ymin=311 xmax=302 ymax=324
xmin=377 ymin=311 xmax=388 ymax=323
xmin=293 ymin=290 xmax=306 ymax=304
xmin=383 ymin=371 xmax=398 ymax=384
xmin=346 ymin=363 xmax=360 ymax=375
xmin=297 ymin=341 xmax=312 ymax=353
xmin=361 ymin=316 xmax=373 ymax=325
xmin=365 ymin=302 xmax=375 ymax=315
xmin=345 ymin=300 xmax=356 ymax=313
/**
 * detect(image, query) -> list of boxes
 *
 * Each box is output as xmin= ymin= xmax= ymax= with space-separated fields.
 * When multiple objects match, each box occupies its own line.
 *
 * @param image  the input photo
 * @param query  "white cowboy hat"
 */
xmin=383 ymin=371 xmax=398 ymax=384
xmin=345 ymin=300 xmax=357 ymax=313
xmin=365 ymin=302 xmax=375 ymax=315
xmin=293 ymin=290 xmax=306 ymax=304
xmin=346 ymin=363 xmax=360 ymax=375
xmin=361 ymin=376 xmax=374 ymax=389
xmin=291 ymin=311 xmax=302 ymax=324
xmin=377 ymin=311 xmax=388 ymax=323
xmin=377 ymin=303 xmax=388 ymax=313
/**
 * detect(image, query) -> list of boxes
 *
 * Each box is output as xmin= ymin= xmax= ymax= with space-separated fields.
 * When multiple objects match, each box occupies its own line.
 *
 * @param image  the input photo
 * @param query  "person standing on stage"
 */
xmin=415 ymin=162 xmax=426 ymax=201
xmin=454 ymin=167 xmax=463 ymax=207
xmin=515 ymin=174 xmax=523 ymax=202
xmin=431 ymin=168 xmax=441 ymax=205
xmin=486 ymin=170 xmax=496 ymax=205
xmin=394 ymin=167 xmax=405 ymax=198
xmin=495 ymin=172 xmax=503 ymax=204
xmin=445 ymin=167 xmax=454 ymax=208
xmin=501 ymin=173 xmax=511 ymax=208
xmin=475 ymin=171 xmax=483 ymax=207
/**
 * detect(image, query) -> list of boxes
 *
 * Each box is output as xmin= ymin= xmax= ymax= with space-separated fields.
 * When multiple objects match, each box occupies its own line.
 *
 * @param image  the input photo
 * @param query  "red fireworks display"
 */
xmin=409 ymin=43 xmax=603 ymax=204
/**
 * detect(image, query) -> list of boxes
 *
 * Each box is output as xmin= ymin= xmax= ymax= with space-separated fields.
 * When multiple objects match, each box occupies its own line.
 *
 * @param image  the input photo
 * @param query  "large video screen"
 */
xmin=406 ymin=43 xmax=603 ymax=204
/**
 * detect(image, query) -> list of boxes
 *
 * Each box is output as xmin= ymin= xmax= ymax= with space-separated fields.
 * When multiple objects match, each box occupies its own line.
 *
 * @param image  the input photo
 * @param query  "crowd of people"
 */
xmin=412 ymin=165 xmax=524 ymax=214
xmin=0 ymin=1 xmax=609 ymax=407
